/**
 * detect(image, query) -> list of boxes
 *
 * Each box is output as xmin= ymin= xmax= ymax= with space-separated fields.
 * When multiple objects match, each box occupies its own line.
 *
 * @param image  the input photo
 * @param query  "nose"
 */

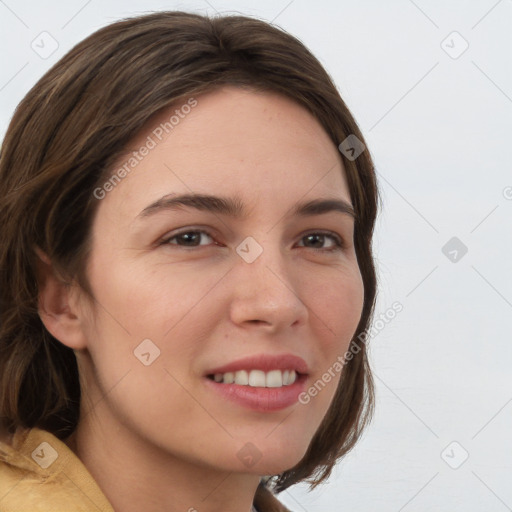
xmin=228 ymin=242 xmax=309 ymax=333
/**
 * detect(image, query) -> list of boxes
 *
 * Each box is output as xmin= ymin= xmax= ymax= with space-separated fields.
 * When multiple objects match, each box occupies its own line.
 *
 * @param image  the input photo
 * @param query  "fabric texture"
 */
xmin=0 ymin=426 xmax=291 ymax=512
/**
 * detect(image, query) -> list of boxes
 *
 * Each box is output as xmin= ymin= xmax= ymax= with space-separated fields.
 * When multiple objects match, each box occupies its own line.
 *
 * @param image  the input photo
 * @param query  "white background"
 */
xmin=1 ymin=1 xmax=511 ymax=510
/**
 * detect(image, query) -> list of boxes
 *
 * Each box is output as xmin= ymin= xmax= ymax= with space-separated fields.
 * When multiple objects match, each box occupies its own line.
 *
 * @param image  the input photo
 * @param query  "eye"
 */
xmin=296 ymin=231 xmax=344 ymax=251
xmin=161 ymin=229 xmax=216 ymax=247
xmin=159 ymin=229 xmax=344 ymax=251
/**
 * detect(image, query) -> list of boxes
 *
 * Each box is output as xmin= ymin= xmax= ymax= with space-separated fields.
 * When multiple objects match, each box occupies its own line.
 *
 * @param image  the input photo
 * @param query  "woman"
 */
xmin=0 ymin=11 xmax=378 ymax=512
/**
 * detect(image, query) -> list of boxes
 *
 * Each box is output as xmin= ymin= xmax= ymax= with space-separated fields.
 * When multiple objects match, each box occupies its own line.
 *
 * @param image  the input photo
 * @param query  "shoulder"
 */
xmin=0 ymin=426 xmax=115 ymax=512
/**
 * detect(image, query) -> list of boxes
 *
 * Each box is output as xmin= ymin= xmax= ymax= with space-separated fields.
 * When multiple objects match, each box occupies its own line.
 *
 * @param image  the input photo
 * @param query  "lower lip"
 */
xmin=204 ymin=375 xmax=307 ymax=412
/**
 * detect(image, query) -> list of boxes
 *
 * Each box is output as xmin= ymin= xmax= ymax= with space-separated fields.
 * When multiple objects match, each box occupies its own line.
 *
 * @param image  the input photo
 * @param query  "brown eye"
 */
xmin=297 ymin=232 xmax=343 ymax=251
xmin=162 ymin=230 xmax=215 ymax=247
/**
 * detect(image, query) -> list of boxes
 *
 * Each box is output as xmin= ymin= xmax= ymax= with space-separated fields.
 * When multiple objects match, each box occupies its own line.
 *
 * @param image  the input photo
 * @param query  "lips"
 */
xmin=203 ymin=353 xmax=309 ymax=411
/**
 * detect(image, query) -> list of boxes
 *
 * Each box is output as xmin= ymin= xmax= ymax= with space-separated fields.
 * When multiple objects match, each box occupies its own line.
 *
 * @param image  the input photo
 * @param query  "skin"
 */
xmin=37 ymin=86 xmax=364 ymax=512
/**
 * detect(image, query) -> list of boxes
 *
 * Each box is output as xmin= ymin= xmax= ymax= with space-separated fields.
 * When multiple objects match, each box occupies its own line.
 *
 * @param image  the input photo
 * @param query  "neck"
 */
xmin=66 ymin=412 xmax=261 ymax=512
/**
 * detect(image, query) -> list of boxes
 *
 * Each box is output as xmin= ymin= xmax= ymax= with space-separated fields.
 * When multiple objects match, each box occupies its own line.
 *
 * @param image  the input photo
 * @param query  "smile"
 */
xmin=207 ymin=369 xmax=298 ymax=387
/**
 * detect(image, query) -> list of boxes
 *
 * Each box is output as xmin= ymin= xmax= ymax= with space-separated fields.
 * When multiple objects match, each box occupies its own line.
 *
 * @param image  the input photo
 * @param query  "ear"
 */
xmin=34 ymin=247 xmax=88 ymax=350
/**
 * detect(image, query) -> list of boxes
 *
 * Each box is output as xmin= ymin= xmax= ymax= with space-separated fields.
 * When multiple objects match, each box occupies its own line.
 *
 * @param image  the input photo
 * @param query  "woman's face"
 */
xmin=74 ymin=85 xmax=364 ymax=475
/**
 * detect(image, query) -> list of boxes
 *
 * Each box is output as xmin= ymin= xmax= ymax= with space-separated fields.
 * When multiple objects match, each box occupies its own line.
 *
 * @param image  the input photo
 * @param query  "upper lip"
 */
xmin=205 ymin=353 xmax=310 ymax=376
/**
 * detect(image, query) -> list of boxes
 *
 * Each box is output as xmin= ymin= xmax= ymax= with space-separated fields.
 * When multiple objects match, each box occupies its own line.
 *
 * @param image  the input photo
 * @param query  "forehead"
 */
xmin=97 ymin=86 xmax=350 ymax=224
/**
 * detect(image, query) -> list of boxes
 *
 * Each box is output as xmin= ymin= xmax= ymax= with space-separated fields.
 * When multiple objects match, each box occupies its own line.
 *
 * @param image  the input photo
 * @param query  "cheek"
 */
xmin=306 ymin=264 xmax=364 ymax=348
xmin=300 ymin=265 xmax=364 ymax=407
xmin=82 ymin=256 xmax=226 ymax=390
xmin=86 ymin=251 xmax=211 ymax=335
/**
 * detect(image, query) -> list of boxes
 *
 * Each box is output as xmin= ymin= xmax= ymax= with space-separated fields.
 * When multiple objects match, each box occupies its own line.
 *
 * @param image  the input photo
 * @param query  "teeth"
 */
xmin=212 ymin=369 xmax=298 ymax=387
xmin=235 ymin=370 xmax=249 ymax=385
xmin=248 ymin=369 xmax=266 ymax=387
xmin=266 ymin=370 xmax=282 ymax=388
xmin=223 ymin=372 xmax=234 ymax=384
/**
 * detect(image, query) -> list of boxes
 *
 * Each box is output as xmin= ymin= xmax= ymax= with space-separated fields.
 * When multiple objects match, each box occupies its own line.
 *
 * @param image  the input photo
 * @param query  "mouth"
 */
xmin=203 ymin=353 xmax=309 ymax=412
xmin=206 ymin=368 xmax=302 ymax=388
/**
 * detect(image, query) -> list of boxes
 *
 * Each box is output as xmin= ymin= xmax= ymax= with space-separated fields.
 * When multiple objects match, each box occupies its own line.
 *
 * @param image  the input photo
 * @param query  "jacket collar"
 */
xmin=254 ymin=481 xmax=292 ymax=511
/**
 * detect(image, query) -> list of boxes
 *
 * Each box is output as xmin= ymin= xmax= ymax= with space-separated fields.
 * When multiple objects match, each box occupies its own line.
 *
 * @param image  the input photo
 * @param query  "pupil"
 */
xmin=307 ymin=234 xmax=323 ymax=247
xmin=181 ymin=233 xmax=199 ymax=245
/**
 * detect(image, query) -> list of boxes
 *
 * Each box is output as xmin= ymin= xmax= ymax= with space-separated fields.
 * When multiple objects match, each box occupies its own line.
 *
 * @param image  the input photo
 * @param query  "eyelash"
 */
xmin=159 ymin=228 xmax=345 ymax=252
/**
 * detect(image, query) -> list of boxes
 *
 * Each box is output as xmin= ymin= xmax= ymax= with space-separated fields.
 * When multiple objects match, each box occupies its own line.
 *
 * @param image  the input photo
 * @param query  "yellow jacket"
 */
xmin=0 ymin=427 xmax=291 ymax=512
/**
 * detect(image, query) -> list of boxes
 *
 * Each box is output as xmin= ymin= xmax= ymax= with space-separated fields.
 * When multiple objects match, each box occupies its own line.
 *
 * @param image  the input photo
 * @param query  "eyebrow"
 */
xmin=136 ymin=193 xmax=356 ymax=220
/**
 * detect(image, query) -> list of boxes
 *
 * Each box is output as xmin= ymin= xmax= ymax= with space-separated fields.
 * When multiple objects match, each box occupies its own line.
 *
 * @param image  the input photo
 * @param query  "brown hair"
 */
xmin=0 ymin=11 xmax=379 ymax=493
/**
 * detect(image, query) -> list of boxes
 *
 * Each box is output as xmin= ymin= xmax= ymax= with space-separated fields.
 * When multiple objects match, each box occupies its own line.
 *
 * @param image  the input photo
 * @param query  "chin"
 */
xmin=238 ymin=441 xmax=309 ymax=476
xmin=252 ymin=455 xmax=304 ymax=477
